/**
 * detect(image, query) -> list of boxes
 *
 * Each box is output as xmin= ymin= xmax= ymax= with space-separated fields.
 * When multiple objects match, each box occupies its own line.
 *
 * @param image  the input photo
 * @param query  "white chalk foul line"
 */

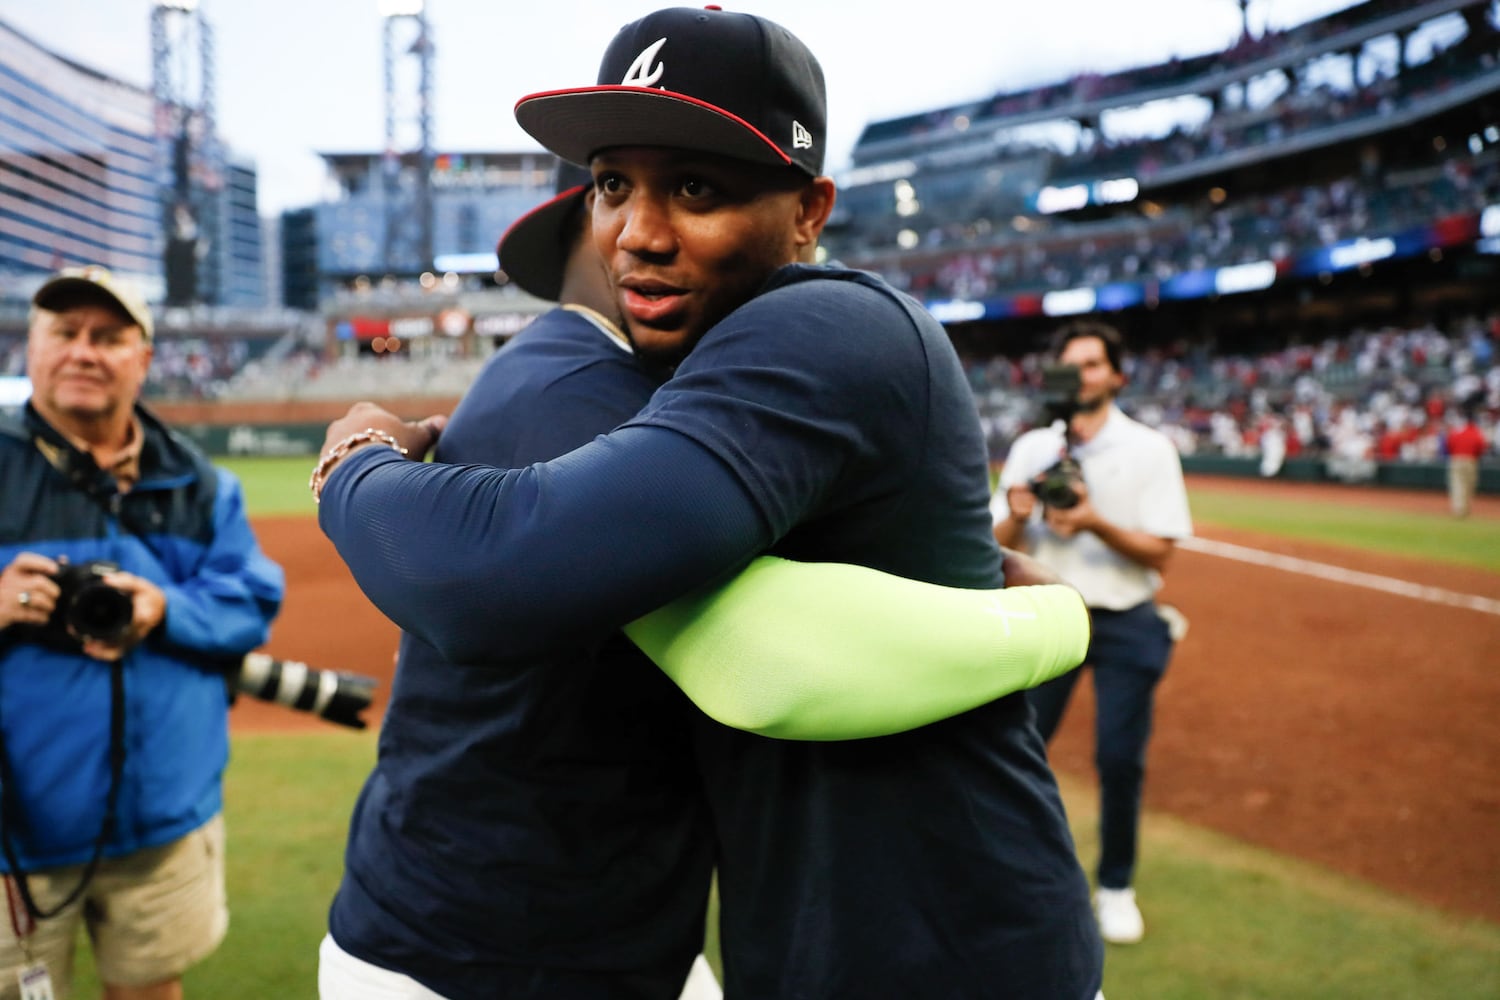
xmin=1178 ymin=536 xmax=1500 ymax=617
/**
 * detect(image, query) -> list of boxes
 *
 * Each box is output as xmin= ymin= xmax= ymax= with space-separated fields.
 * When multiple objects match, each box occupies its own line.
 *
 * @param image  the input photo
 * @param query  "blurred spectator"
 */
xmin=1445 ymin=403 xmax=1489 ymax=515
xmin=1258 ymin=414 xmax=1288 ymax=477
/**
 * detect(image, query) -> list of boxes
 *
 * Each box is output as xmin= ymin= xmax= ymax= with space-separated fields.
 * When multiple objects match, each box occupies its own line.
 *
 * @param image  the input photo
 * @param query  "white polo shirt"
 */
xmin=992 ymin=405 xmax=1193 ymax=610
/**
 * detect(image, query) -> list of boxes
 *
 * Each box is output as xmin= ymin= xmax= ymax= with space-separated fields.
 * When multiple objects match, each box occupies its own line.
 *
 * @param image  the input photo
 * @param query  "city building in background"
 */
xmin=0 ymin=5 xmax=263 ymax=311
xmin=0 ymin=17 xmax=163 ymax=304
xmin=279 ymin=208 xmax=319 ymax=311
xmin=1 ymin=0 xmax=547 ymax=346
xmin=152 ymin=0 xmax=264 ymax=308
xmin=201 ymin=153 xmax=264 ymax=307
xmin=0 ymin=0 xmax=561 ymax=387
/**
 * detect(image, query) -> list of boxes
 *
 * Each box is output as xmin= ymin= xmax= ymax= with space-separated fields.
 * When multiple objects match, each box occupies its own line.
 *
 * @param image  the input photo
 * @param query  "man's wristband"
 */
xmin=309 ymin=428 xmax=407 ymax=503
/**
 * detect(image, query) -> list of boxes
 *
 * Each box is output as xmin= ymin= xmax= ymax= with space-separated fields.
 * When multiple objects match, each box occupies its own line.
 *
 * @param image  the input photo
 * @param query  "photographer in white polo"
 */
xmin=993 ymin=319 xmax=1193 ymax=946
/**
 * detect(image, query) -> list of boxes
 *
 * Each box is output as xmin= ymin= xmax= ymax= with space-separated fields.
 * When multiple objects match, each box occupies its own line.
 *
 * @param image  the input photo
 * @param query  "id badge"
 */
xmin=17 ymin=962 xmax=54 ymax=1000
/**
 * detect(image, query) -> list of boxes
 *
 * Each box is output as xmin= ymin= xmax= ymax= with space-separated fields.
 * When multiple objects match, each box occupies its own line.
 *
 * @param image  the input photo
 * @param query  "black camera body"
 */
xmin=49 ymin=560 xmax=134 ymax=643
xmin=1030 ymin=454 xmax=1085 ymax=510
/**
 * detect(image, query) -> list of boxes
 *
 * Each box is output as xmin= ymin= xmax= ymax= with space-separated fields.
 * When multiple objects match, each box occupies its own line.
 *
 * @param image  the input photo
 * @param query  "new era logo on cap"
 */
xmin=515 ymin=6 xmax=827 ymax=177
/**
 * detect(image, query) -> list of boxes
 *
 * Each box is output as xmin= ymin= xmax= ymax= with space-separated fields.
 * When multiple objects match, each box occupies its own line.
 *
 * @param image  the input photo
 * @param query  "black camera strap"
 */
xmin=0 ymin=646 xmax=127 ymax=922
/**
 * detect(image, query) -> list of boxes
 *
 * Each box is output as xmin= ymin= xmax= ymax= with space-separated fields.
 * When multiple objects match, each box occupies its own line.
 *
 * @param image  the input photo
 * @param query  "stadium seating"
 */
xmin=965 ymin=314 xmax=1499 ymax=468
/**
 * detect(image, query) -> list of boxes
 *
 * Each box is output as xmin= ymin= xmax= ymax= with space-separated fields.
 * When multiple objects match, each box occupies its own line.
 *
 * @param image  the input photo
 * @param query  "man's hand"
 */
xmin=0 ymin=552 xmax=61 ymax=630
xmin=1042 ymin=480 xmax=1101 ymax=540
xmin=322 ymin=401 xmax=447 ymax=462
xmin=78 ymin=570 xmax=165 ymax=662
xmin=1000 ymin=547 xmax=1065 ymax=588
xmin=1004 ymin=484 xmax=1037 ymax=524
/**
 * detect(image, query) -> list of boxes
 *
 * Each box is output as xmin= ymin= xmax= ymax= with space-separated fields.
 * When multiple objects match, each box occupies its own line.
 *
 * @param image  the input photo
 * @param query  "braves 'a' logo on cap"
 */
xmin=792 ymin=121 xmax=813 ymax=150
xmin=621 ymin=37 xmax=667 ymax=88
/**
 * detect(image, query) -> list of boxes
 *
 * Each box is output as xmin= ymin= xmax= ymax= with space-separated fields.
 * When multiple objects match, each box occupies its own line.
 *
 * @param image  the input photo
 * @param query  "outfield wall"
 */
xmin=153 ymin=398 xmax=461 ymax=457
xmin=1178 ymin=455 xmax=1500 ymax=493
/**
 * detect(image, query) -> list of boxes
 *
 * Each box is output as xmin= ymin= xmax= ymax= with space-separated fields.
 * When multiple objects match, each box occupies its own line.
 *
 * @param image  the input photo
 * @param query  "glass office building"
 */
xmin=0 ymin=17 xmax=163 ymax=303
xmin=200 ymin=156 xmax=266 ymax=307
xmin=0 ymin=16 xmax=264 ymax=308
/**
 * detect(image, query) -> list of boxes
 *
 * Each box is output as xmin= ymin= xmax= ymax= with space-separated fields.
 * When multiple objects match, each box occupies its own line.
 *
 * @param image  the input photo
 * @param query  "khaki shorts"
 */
xmin=0 ymin=814 xmax=227 ymax=997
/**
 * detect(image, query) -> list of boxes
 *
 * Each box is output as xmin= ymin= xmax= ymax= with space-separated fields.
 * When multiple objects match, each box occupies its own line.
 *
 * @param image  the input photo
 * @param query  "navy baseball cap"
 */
xmin=515 ymin=6 xmax=826 ymax=177
xmin=496 ymin=161 xmax=594 ymax=301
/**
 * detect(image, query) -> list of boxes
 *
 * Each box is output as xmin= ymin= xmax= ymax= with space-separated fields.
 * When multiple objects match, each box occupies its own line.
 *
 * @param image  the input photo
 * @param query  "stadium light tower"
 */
xmin=379 ymin=0 xmax=435 ymax=277
xmin=152 ymin=0 xmax=221 ymax=306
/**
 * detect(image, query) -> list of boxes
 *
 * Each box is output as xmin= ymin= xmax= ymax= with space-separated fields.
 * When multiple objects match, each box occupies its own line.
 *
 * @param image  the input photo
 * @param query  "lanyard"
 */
xmin=4 ymin=874 xmax=33 ymax=941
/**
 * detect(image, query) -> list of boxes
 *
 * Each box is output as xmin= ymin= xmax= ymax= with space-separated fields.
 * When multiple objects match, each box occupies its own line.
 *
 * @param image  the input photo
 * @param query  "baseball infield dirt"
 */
xmin=238 ymin=476 xmax=1500 ymax=924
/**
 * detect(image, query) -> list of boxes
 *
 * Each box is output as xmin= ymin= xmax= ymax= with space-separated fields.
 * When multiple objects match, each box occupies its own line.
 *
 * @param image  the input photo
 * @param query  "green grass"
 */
xmin=70 ymin=732 xmax=376 ymax=997
xmin=66 ymin=736 xmax=1500 ymax=998
xmin=1189 ymin=486 xmax=1500 ymax=573
xmin=223 ymin=455 xmax=321 ymax=517
xmin=1056 ymin=777 xmax=1500 ymax=1000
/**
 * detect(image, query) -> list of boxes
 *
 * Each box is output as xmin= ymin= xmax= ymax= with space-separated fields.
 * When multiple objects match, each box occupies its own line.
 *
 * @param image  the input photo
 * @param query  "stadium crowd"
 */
xmin=967 ymin=314 xmax=1500 ymax=477
xmin=2 ymin=330 xmax=259 ymax=400
xmin=216 ymin=347 xmax=486 ymax=401
xmin=0 ymin=328 xmax=484 ymax=404
xmin=889 ymin=151 xmax=1499 ymax=303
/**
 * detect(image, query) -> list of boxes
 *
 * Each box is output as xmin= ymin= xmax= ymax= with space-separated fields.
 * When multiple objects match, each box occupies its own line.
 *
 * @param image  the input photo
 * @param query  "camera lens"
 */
xmin=237 ymin=653 xmax=376 ymax=729
xmin=66 ymin=582 xmax=135 ymax=642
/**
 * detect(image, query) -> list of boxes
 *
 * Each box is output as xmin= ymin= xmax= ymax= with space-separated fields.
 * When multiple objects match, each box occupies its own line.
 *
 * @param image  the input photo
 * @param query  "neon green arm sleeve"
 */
xmin=623 ymin=556 xmax=1090 ymax=741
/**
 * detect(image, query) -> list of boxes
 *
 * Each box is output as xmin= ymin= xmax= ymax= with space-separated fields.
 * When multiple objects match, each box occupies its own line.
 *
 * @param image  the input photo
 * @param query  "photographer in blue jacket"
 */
xmin=0 ymin=267 xmax=284 ymax=1000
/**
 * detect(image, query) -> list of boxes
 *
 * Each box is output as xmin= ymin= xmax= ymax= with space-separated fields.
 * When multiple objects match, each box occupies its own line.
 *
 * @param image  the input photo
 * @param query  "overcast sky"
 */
xmin=0 ymin=0 xmax=1365 ymax=213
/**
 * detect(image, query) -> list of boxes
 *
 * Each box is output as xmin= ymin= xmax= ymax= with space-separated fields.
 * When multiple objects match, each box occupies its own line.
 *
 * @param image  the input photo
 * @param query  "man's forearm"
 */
xmin=992 ymin=514 xmax=1028 ymax=550
xmin=1087 ymin=517 xmax=1174 ymax=572
xmin=625 ymin=556 xmax=1089 ymax=741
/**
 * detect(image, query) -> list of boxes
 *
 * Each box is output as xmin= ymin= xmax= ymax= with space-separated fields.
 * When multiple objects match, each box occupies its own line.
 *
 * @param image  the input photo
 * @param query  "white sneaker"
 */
xmin=1095 ymin=887 xmax=1145 ymax=944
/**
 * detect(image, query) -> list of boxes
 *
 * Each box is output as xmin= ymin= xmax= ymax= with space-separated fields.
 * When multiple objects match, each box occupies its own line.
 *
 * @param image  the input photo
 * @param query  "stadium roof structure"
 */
xmin=824 ymin=0 xmax=1500 ymax=354
xmin=851 ymin=0 xmax=1486 ymax=164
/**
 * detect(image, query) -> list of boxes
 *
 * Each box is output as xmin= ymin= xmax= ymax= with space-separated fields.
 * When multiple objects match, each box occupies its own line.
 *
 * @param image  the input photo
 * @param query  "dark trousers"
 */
xmin=1027 ymin=600 xmax=1174 ymax=890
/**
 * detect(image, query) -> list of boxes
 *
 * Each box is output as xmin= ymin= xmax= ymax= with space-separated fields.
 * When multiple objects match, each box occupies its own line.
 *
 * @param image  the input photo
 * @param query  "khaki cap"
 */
xmin=32 ymin=265 xmax=154 ymax=340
